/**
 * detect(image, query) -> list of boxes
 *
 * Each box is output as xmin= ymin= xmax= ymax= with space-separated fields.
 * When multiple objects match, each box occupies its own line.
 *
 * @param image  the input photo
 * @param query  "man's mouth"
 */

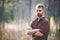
xmin=37 ymin=13 xmax=42 ymax=17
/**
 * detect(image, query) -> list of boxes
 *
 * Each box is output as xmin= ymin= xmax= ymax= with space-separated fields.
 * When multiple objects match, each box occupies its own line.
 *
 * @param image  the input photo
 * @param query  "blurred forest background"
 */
xmin=0 ymin=0 xmax=60 ymax=40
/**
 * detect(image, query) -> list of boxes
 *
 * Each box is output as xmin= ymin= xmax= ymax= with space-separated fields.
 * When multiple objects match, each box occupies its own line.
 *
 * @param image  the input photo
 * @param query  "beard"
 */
xmin=37 ymin=13 xmax=42 ymax=17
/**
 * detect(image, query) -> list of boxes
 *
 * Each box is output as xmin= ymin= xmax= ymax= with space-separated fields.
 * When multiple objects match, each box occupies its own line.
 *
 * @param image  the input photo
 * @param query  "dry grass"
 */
xmin=2 ymin=22 xmax=58 ymax=40
xmin=2 ymin=23 xmax=32 ymax=40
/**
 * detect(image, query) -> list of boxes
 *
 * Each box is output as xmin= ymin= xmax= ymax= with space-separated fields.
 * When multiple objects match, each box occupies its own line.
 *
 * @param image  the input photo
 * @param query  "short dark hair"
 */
xmin=38 ymin=5 xmax=44 ymax=9
xmin=36 ymin=4 xmax=44 ymax=10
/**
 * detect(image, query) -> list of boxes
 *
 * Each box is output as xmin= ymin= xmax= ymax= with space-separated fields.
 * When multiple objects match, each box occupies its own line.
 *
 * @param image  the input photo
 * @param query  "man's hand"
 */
xmin=27 ymin=30 xmax=34 ymax=35
xmin=34 ymin=31 xmax=43 ymax=37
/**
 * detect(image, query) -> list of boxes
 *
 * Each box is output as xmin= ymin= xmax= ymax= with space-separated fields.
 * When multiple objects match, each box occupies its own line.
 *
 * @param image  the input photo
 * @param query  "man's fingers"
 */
xmin=34 ymin=32 xmax=43 ymax=36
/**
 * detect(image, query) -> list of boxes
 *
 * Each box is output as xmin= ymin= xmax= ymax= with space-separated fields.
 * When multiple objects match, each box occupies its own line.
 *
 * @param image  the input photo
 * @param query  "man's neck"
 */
xmin=37 ymin=15 xmax=44 ymax=21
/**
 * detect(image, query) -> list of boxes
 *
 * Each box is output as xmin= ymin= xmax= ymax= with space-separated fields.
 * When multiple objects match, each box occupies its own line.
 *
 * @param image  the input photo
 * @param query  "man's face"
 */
xmin=37 ymin=7 xmax=44 ymax=17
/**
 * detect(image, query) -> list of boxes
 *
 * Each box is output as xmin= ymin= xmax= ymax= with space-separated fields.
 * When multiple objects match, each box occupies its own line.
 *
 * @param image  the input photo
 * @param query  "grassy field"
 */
xmin=2 ymin=16 xmax=59 ymax=40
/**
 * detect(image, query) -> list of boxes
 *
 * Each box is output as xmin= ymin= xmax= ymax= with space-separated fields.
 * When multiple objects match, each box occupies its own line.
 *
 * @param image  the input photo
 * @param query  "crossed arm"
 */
xmin=27 ymin=19 xmax=49 ymax=37
xmin=27 ymin=29 xmax=43 ymax=37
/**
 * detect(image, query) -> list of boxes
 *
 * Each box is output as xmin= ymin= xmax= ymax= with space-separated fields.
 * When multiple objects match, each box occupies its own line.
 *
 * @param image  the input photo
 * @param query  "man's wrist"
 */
xmin=32 ymin=32 xmax=36 ymax=36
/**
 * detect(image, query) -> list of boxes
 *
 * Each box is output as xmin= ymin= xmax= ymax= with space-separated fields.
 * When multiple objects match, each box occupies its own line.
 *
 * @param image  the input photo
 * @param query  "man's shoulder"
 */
xmin=30 ymin=18 xmax=38 ymax=24
xmin=31 ymin=18 xmax=38 ymax=23
xmin=44 ymin=17 xmax=49 ymax=23
xmin=32 ymin=17 xmax=37 ymax=21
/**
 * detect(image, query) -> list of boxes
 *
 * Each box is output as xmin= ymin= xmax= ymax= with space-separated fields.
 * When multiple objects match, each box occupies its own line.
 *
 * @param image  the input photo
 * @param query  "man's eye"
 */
xmin=37 ymin=10 xmax=41 ymax=12
xmin=39 ymin=10 xmax=41 ymax=12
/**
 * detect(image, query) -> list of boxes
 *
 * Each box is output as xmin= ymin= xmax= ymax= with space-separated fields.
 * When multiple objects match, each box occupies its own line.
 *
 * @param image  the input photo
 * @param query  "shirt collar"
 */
xmin=37 ymin=15 xmax=44 ymax=21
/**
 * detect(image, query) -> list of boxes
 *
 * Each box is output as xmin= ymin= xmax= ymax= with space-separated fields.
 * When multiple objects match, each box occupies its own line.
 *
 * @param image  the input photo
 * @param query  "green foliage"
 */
xmin=4 ymin=0 xmax=14 ymax=22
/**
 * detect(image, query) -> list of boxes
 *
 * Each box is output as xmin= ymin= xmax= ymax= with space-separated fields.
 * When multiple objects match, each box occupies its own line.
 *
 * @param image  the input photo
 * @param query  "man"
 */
xmin=27 ymin=4 xmax=50 ymax=40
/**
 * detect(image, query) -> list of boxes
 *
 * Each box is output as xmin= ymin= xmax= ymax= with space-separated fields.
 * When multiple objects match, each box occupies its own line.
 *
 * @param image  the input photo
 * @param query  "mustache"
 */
xmin=37 ymin=13 xmax=42 ymax=17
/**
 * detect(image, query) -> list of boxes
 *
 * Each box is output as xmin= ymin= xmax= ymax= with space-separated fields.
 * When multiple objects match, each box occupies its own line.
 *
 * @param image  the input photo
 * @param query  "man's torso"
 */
xmin=31 ymin=17 xmax=50 ymax=40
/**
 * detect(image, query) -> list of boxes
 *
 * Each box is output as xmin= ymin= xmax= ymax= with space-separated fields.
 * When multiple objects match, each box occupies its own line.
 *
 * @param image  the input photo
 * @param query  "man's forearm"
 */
xmin=27 ymin=29 xmax=44 ymax=37
xmin=27 ymin=29 xmax=40 ymax=35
